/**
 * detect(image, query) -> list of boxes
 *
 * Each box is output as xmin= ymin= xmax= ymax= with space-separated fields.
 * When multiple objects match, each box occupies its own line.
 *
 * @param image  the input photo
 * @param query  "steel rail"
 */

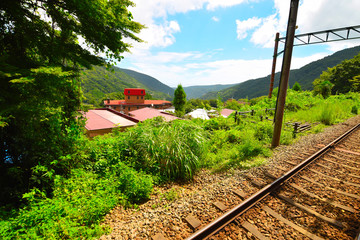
xmin=186 ymin=123 xmax=360 ymax=240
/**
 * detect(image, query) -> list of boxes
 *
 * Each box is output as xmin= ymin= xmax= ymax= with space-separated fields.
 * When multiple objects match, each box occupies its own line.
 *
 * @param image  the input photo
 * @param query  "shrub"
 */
xmin=351 ymin=105 xmax=358 ymax=115
xmin=0 ymin=170 xmax=120 ymax=239
xmin=123 ymin=118 xmax=207 ymax=181
xmin=292 ymin=82 xmax=302 ymax=91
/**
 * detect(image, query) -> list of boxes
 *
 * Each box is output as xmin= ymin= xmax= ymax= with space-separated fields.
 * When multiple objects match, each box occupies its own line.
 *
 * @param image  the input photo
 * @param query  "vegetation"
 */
xmin=292 ymin=82 xmax=302 ymax=91
xmin=81 ymin=66 xmax=172 ymax=106
xmin=313 ymin=52 xmax=360 ymax=96
xmin=1 ymin=1 xmax=360 ymax=239
xmin=173 ymin=84 xmax=187 ymax=116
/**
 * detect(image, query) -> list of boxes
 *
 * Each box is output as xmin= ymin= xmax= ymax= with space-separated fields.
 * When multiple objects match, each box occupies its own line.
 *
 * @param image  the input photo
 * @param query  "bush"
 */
xmin=292 ymin=82 xmax=302 ymax=91
xmin=0 ymin=170 xmax=120 ymax=239
xmin=351 ymin=105 xmax=358 ymax=115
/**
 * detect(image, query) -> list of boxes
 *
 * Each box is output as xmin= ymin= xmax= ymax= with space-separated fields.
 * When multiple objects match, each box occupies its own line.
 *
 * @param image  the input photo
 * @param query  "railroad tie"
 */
xmin=241 ymin=221 xmax=270 ymax=240
xmin=152 ymin=232 xmax=167 ymax=240
xmin=212 ymin=201 xmax=228 ymax=212
xmin=184 ymin=214 xmax=202 ymax=231
xmin=277 ymin=194 xmax=345 ymax=229
xmin=263 ymin=206 xmax=325 ymax=240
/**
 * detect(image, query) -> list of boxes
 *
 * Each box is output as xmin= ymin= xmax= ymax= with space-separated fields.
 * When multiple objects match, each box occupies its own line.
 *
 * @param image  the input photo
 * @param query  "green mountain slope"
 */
xmin=183 ymin=84 xmax=236 ymax=99
xmin=81 ymin=66 xmax=172 ymax=106
xmin=201 ymin=45 xmax=360 ymax=100
xmin=119 ymin=68 xmax=175 ymax=97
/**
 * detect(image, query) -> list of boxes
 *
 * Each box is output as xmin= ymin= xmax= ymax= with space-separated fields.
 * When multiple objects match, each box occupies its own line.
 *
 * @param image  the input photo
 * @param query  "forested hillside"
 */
xmin=119 ymin=68 xmax=175 ymax=97
xmin=201 ymin=45 xmax=360 ymax=100
xmin=183 ymin=84 xmax=236 ymax=99
xmin=81 ymin=66 xmax=172 ymax=106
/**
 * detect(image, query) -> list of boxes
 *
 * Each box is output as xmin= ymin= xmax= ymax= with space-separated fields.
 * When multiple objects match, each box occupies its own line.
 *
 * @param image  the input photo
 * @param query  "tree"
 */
xmin=173 ymin=84 xmax=187 ymax=116
xmin=0 ymin=0 xmax=144 ymax=204
xmin=312 ymin=53 xmax=360 ymax=97
xmin=292 ymin=82 xmax=302 ymax=91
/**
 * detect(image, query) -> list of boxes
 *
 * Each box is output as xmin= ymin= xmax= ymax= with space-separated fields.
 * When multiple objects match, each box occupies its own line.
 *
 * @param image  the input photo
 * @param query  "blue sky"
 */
xmin=117 ymin=0 xmax=360 ymax=87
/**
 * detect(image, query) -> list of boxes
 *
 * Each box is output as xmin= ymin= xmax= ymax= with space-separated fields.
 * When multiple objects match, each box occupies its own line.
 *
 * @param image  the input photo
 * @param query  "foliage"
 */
xmin=0 ymin=170 xmax=119 ymax=239
xmin=313 ymin=52 xmax=360 ymax=96
xmin=173 ymin=84 xmax=187 ymax=114
xmin=81 ymin=66 xmax=172 ymax=106
xmin=0 ymin=0 xmax=143 ymax=205
xmin=351 ymin=105 xmax=358 ymax=115
xmin=292 ymin=82 xmax=302 ymax=91
xmin=0 ymin=67 xmax=87 ymax=205
xmin=89 ymin=117 xmax=207 ymax=181
xmin=184 ymin=98 xmax=216 ymax=113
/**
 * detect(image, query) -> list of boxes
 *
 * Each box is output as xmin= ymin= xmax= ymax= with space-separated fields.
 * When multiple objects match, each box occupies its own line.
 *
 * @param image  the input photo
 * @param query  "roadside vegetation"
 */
xmin=1 ymin=89 xmax=359 ymax=239
xmin=1 ymin=0 xmax=360 ymax=239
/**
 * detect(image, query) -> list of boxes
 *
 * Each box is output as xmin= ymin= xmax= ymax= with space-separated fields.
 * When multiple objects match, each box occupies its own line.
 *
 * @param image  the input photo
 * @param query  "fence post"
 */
xmin=293 ymin=122 xmax=299 ymax=138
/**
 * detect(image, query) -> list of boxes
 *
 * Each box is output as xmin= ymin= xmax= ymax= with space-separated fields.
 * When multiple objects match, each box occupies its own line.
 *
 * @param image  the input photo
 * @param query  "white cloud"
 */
xmin=212 ymin=16 xmax=220 ymax=22
xmin=129 ymin=0 xmax=254 ymax=50
xmin=206 ymin=0 xmax=249 ymax=10
xmin=236 ymin=17 xmax=262 ymax=40
xmin=123 ymin=50 xmax=327 ymax=87
xmin=244 ymin=0 xmax=360 ymax=50
xmin=136 ymin=21 xmax=180 ymax=49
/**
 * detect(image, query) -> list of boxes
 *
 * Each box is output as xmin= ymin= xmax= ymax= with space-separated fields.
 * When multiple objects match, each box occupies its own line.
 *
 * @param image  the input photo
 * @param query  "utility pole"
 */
xmin=271 ymin=0 xmax=299 ymax=148
xmin=268 ymin=32 xmax=280 ymax=98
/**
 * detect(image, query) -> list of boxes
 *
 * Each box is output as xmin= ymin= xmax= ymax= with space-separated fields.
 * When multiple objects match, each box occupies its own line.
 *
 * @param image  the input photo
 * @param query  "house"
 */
xmin=104 ymin=88 xmax=172 ymax=114
xmin=220 ymin=108 xmax=235 ymax=118
xmin=129 ymin=107 xmax=179 ymax=122
xmin=186 ymin=109 xmax=210 ymax=120
xmin=83 ymin=108 xmax=138 ymax=137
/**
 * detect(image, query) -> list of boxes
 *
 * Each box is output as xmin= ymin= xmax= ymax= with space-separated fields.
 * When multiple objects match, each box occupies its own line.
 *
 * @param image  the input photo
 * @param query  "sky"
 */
xmin=116 ymin=0 xmax=360 ymax=87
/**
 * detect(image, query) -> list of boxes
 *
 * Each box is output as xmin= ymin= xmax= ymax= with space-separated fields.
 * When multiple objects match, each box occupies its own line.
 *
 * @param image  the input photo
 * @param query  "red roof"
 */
xmin=129 ymin=107 xmax=179 ymax=122
xmin=220 ymin=108 xmax=235 ymax=117
xmin=83 ymin=109 xmax=137 ymax=130
xmin=104 ymin=99 xmax=171 ymax=106
xmin=124 ymin=88 xmax=146 ymax=96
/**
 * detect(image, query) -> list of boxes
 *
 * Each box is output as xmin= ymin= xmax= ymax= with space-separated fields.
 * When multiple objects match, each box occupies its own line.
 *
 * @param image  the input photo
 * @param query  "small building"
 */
xmin=129 ymin=107 xmax=179 ymax=122
xmin=220 ymin=108 xmax=235 ymax=118
xmin=104 ymin=88 xmax=172 ymax=114
xmin=83 ymin=108 xmax=138 ymax=137
xmin=186 ymin=109 xmax=210 ymax=120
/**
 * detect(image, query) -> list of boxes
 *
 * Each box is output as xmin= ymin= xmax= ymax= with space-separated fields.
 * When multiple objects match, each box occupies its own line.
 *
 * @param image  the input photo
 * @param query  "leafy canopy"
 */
xmin=0 ymin=0 xmax=144 ymax=204
xmin=313 ymin=52 xmax=360 ymax=97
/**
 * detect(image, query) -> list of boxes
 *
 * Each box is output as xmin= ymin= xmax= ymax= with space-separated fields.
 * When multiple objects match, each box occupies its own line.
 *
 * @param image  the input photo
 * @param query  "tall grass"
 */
xmin=110 ymin=117 xmax=208 ymax=181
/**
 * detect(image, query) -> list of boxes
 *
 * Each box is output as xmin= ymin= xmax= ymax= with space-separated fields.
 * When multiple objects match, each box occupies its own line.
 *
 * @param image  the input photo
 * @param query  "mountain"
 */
xmin=118 ymin=68 xmax=174 ymax=97
xmin=201 ymin=45 xmax=360 ymax=100
xmin=183 ymin=84 xmax=236 ymax=99
xmin=81 ymin=66 xmax=173 ymax=106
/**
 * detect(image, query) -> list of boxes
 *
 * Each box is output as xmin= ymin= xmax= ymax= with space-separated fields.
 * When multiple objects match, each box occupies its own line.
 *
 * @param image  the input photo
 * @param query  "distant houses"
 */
xmin=104 ymin=88 xmax=172 ymax=114
xmin=83 ymin=88 xmax=237 ymax=137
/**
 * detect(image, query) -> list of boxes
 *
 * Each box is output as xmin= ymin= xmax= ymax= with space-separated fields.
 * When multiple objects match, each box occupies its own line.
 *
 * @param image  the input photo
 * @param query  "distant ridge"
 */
xmin=183 ymin=84 xmax=236 ymax=99
xmin=119 ymin=68 xmax=175 ymax=97
xmin=81 ymin=65 xmax=173 ymax=106
xmin=201 ymin=45 xmax=360 ymax=100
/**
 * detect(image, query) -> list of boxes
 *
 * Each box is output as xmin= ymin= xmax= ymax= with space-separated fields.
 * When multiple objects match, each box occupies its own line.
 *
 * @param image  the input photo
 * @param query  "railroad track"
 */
xmin=177 ymin=123 xmax=360 ymax=240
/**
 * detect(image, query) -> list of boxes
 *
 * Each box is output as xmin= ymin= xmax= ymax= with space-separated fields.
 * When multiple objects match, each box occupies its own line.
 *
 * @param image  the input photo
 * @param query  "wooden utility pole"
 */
xmin=268 ymin=32 xmax=280 ymax=98
xmin=271 ymin=0 xmax=299 ymax=148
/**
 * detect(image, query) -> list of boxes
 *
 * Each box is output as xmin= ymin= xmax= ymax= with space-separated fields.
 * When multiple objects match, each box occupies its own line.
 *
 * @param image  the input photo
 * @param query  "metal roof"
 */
xmin=129 ymin=107 xmax=179 ymax=122
xmin=84 ymin=109 xmax=137 ymax=130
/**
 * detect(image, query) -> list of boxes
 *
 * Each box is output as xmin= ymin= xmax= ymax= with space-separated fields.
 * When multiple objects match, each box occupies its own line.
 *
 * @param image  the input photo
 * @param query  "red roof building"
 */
xmin=220 ymin=108 xmax=235 ymax=118
xmin=83 ymin=108 xmax=138 ymax=137
xmin=129 ymin=107 xmax=179 ymax=122
xmin=104 ymin=88 xmax=172 ymax=114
